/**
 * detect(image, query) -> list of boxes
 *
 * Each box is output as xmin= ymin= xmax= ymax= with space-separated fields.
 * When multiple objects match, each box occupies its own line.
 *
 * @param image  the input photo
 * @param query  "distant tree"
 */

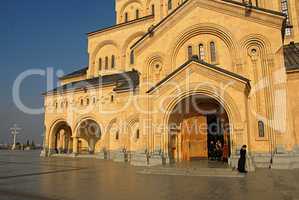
xmin=31 ymin=140 xmax=35 ymax=149
xmin=26 ymin=140 xmax=30 ymax=147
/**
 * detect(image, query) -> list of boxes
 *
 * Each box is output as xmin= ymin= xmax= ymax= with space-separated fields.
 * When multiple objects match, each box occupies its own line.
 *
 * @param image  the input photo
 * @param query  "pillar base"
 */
xmin=71 ymin=152 xmax=78 ymax=157
xmin=148 ymin=154 xmax=163 ymax=166
xmin=113 ymin=151 xmax=128 ymax=162
xmin=130 ymin=151 xmax=148 ymax=166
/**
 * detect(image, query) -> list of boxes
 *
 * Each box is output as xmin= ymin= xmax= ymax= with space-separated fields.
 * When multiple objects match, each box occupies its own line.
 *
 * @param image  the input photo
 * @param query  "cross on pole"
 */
xmin=10 ymin=124 xmax=21 ymax=150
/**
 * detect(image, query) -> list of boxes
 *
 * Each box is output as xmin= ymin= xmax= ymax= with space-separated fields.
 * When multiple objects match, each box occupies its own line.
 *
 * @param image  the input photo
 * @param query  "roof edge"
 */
xmin=87 ymin=15 xmax=154 ymax=37
xmin=59 ymin=67 xmax=88 ymax=80
xmin=147 ymin=57 xmax=250 ymax=94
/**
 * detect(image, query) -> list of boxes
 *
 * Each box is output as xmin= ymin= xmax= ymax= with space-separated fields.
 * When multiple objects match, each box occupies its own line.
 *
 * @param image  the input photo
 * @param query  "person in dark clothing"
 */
xmin=209 ymin=141 xmax=216 ymax=160
xmin=238 ymin=145 xmax=247 ymax=173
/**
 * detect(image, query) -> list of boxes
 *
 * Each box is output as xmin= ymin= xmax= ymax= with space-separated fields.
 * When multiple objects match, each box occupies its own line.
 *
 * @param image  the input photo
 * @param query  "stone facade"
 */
xmin=42 ymin=0 xmax=299 ymax=170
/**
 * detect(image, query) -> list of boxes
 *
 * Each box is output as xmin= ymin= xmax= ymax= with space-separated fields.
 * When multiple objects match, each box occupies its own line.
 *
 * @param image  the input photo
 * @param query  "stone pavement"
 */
xmin=0 ymin=151 xmax=298 ymax=200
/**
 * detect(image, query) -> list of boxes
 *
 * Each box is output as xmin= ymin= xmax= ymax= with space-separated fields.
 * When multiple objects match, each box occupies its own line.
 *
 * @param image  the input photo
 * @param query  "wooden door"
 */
xmin=181 ymin=116 xmax=208 ymax=160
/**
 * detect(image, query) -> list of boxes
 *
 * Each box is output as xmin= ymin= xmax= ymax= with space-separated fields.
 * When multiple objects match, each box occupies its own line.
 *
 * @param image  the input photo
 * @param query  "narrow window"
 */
xmin=55 ymin=102 xmax=58 ymax=109
xmin=93 ymin=97 xmax=96 ymax=104
xmin=86 ymin=98 xmax=90 ymax=106
xmin=105 ymin=56 xmax=108 ymax=69
xmin=136 ymin=129 xmax=140 ymax=139
xmin=61 ymin=102 xmax=64 ymax=108
xmin=136 ymin=9 xmax=139 ymax=19
xmin=210 ymin=42 xmax=217 ymax=63
xmin=130 ymin=50 xmax=135 ymax=65
xmin=258 ymin=120 xmax=265 ymax=137
xmin=199 ymin=44 xmax=205 ymax=60
xmin=111 ymin=95 xmax=114 ymax=103
xmin=80 ymin=99 xmax=84 ymax=106
xmin=281 ymin=0 xmax=291 ymax=36
xmin=99 ymin=58 xmax=102 ymax=71
xmin=65 ymin=101 xmax=68 ymax=108
xmin=111 ymin=55 xmax=115 ymax=69
xmin=168 ymin=0 xmax=172 ymax=10
xmin=151 ymin=4 xmax=155 ymax=15
xmin=187 ymin=46 xmax=193 ymax=59
xmin=124 ymin=12 xmax=128 ymax=22
xmin=115 ymin=131 xmax=119 ymax=140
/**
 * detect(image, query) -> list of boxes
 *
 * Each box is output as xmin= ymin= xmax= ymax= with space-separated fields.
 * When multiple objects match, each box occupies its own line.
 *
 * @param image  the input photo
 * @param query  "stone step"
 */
xmin=138 ymin=167 xmax=244 ymax=178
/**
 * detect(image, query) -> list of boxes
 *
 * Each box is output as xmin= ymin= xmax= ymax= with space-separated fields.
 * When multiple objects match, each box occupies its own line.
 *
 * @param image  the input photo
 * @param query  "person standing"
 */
xmin=238 ymin=145 xmax=247 ymax=173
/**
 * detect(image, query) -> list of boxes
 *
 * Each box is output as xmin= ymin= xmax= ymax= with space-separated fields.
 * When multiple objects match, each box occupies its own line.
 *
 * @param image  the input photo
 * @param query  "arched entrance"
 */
xmin=168 ymin=94 xmax=231 ymax=164
xmin=49 ymin=121 xmax=72 ymax=154
xmin=76 ymin=119 xmax=101 ymax=154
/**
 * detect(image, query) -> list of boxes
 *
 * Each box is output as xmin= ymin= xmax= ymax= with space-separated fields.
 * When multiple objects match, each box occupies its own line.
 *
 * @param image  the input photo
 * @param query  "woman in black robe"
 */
xmin=238 ymin=145 xmax=247 ymax=173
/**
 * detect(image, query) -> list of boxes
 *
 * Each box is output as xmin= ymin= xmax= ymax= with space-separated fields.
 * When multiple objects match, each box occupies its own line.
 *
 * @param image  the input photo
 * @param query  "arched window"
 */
xmin=80 ymin=99 xmax=84 ymax=106
xmin=55 ymin=102 xmax=58 ymax=109
xmin=199 ymin=44 xmax=205 ymax=60
xmin=99 ymin=58 xmax=102 ymax=71
xmin=151 ymin=4 xmax=155 ymax=15
xmin=136 ymin=9 xmax=139 ymax=19
xmin=130 ymin=50 xmax=135 ymax=65
xmin=105 ymin=56 xmax=108 ymax=69
xmin=281 ymin=0 xmax=291 ymax=36
xmin=65 ymin=101 xmax=68 ymax=108
xmin=86 ymin=98 xmax=90 ymax=106
xmin=93 ymin=97 xmax=96 ymax=104
xmin=124 ymin=12 xmax=129 ymax=22
xmin=111 ymin=55 xmax=115 ymax=69
xmin=168 ymin=0 xmax=172 ymax=10
xmin=210 ymin=42 xmax=217 ymax=63
xmin=187 ymin=46 xmax=193 ymax=59
xmin=258 ymin=120 xmax=265 ymax=137
xmin=61 ymin=102 xmax=64 ymax=108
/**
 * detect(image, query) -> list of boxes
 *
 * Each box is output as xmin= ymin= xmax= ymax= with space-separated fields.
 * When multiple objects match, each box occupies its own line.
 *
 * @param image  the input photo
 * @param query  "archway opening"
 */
xmin=168 ymin=94 xmax=231 ymax=166
xmin=51 ymin=121 xmax=72 ymax=154
xmin=77 ymin=119 xmax=101 ymax=154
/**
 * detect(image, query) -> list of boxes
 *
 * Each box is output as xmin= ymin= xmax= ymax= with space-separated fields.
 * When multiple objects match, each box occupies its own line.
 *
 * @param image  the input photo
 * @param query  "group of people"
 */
xmin=208 ymin=140 xmax=224 ymax=161
xmin=209 ymin=141 xmax=248 ymax=173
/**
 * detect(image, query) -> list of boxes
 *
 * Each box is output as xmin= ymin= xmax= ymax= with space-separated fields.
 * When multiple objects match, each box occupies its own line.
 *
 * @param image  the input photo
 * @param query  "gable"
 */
xmin=147 ymin=57 xmax=250 ymax=94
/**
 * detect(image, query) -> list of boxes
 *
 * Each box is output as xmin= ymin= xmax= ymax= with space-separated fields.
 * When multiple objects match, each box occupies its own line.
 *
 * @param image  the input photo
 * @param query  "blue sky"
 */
xmin=0 ymin=0 xmax=115 ymax=145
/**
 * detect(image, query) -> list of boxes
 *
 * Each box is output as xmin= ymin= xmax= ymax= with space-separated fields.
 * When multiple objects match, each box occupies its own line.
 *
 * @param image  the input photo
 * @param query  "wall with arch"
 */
xmin=175 ymin=34 xmax=232 ymax=71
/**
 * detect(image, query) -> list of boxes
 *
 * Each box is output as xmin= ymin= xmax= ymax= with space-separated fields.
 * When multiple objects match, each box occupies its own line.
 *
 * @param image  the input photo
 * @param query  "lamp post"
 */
xmin=10 ymin=124 xmax=21 ymax=150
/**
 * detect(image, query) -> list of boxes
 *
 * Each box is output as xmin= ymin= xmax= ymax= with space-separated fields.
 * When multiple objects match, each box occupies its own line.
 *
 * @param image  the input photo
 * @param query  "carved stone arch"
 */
xmin=73 ymin=115 xmax=100 ymax=138
xmin=145 ymin=0 xmax=155 ymax=13
xmin=121 ymin=31 xmax=146 ymax=68
xmin=106 ymin=118 xmax=122 ymax=149
xmin=162 ymin=84 xmax=243 ymax=129
xmin=144 ymin=52 xmax=167 ymax=77
xmin=119 ymin=0 xmax=144 ymax=20
xmin=161 ymin=83 xmax=245 ymax=155
xmin=126 ymin=114 xmax=140 ymax=150
xmin=90 ymin=40 xmax=119 ymax=64
xmin=239 ymin=34 xmax=272 ymax=58
xmin=106 ymin=118 xmax=120 ymax=136
xmin=169 ymin=23 xmax=240 ymax=70
xmin=47 ymin=118 xmax=71 ymax=149
xmin=126 ymin=114 xmax=140 ymax=135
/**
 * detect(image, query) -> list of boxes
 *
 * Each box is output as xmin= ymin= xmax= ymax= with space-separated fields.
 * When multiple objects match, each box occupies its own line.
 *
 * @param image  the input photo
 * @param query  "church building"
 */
xmin=42 ymin=0 xmax=299 ymax=170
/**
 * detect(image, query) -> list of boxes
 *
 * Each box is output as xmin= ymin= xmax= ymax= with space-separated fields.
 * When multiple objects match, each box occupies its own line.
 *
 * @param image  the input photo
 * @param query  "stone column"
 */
xmin=73 ymin=137 xmax=79 ymax=156
xmin=59 ymin=129 xmax=65 ymax=154
xmin=89 ymin=138 xmax=95 ymax=154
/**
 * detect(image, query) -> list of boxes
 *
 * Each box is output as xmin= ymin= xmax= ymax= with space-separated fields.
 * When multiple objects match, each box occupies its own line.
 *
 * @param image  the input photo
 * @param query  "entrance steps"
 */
xmin=138 ymin=166 xmax=245 ymax=178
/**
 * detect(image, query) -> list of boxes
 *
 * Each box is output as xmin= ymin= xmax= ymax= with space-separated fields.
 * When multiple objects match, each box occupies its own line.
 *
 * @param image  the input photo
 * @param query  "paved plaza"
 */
xmin=0 ymin=151 xmax=298 ymax=200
